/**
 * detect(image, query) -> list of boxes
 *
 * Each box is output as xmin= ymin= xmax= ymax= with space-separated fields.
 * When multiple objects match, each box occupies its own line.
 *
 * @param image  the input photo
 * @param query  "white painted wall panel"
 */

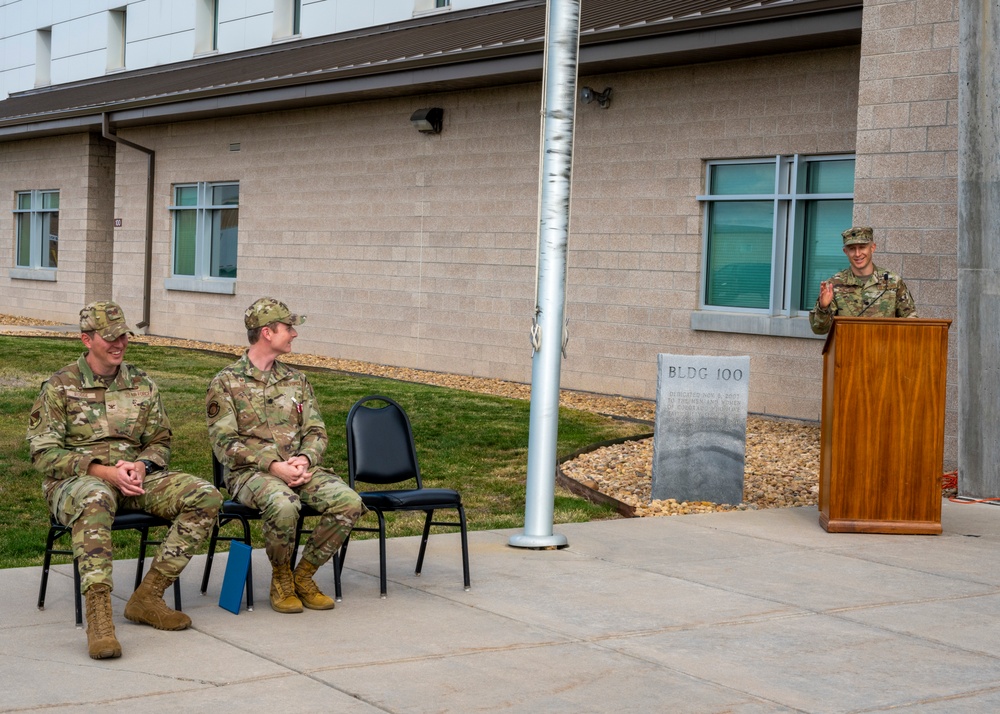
xmin=218 ymin=0 xmax=246 ymax=23
xmin=334 ymin=0 xmax=375 ymax=34
xmin=143 ymin=29 xmax=195 ymax=67
xmin=0 ymin=0 xmax=500 ymax=99
xmin=51 ymin=48 xmax=105 ymax=85
xmin=373 ymin=0 xmax=413 ymax=26
xmin=301 ymin=0 xmax=336 ymax=37
xmin=241 ymin=11 xmax=274 ymax=48
xmin=52 ymin=13 xmax=105 ymax=60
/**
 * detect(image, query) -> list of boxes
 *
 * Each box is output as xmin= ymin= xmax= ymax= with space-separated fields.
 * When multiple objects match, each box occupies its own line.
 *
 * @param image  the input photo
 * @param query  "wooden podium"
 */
xmin=819 ymin=317 xmax=951 ymax=534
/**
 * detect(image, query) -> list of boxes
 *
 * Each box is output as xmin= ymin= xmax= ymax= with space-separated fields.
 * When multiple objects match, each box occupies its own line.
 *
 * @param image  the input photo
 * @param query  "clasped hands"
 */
xmin=89 ymin=459 xmax=148 ymax=496
xmin=269 ymin=455 xmax=313 ymax=487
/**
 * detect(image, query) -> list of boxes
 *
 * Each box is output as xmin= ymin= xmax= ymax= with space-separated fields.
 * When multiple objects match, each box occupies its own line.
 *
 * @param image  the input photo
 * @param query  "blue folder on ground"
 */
xmin=218 ymin=541 xmax=252 ymax=614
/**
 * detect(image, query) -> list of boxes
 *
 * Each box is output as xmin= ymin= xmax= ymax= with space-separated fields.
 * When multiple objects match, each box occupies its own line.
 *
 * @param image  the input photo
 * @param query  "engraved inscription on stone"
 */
xmin=651 ymin=354 xmax=750 ymax=505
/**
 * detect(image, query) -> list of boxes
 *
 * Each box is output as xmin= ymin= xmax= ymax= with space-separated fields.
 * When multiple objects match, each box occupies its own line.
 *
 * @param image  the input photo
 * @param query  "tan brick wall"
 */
xmin=104 ymin=46 xmax=861 ymax=428
xmin=0 ymin=133 xmax=114 ymax=322
xmin=570 ymin=49 xmax=860 ymax=415
xmin=854 ymin=0 xmax=959 ymax=458
xmin=84 ymin=136 xmax=117 ymax=304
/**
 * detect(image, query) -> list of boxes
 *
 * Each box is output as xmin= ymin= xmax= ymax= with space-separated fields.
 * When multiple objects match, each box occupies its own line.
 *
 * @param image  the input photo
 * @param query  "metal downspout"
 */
xmin=101 ymin=113 xmax=154 ymax=330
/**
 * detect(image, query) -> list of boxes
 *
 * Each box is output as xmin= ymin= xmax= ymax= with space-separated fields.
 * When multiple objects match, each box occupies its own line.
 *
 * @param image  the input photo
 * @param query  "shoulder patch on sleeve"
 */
xmin=28 ymin=408 xmax=41 ymax=430
xmin=207 ymin=400 xmax=221 ymax=420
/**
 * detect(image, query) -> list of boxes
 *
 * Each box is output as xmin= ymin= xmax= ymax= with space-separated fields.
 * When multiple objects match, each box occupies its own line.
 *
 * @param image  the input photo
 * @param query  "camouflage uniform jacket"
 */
xmin=206 ymin=352 xmax=327 ymax=496
xmin=27 ymin=354 xmax=172 ymax=484
xmin=809 ymin=264 xmax=918 ymax=335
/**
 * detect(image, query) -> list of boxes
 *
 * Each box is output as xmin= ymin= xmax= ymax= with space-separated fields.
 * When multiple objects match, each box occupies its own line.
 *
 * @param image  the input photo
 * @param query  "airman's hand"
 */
xmin=269 ymin=459 xmax=311 ymax=487
xmin=88 ymin=460 xmax=145 ymax=496
xmin=819 ymin=280 xmax=834 ymax=309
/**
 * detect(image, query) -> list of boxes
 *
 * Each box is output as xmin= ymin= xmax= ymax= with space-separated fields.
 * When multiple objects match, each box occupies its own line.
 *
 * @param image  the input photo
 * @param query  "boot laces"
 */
xmin=276 ymin=567 xmax=297 ymax=598
xmin=88 ymin=590 xmax=114 ymax=637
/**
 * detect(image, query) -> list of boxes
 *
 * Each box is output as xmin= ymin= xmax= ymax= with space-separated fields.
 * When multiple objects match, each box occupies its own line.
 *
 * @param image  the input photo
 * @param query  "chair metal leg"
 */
xmin=135 ymin=525 xmax=181 ymax=611
xmin=413 ymin=506 xmax=471 ymax=591
xmin=239 ymin=516 xmax=254 ymax=611
xmin=200 ymin=523 xmax=221 ymax=595
xmin=135 ymin=527 xmax=151 ymax=590
xmin=291 ymin=513 xmax=306 ymax=570
xmin=334 ymin=536 xmax=351 ymax=602
xmin=37 ymin=526 xmax=60 ymax=611
xmin=376 ymin=510 xmax=388 ymax=598
xmin=458 ymin=504 xmax=471 ymax=591
xmin=72 ymin=559 xmax=83 ymax=627
xmin=332 ymin=551 xmax=342 ymax=602
xmin=415 ymin=510 xmax=434 ymax=576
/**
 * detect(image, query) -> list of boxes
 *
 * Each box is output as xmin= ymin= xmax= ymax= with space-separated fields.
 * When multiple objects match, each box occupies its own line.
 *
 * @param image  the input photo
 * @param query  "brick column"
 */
xmin=958 ymin=0 xmax=1000 ymax=497
xmin=854 ymin=0 xmax=959 ymax=463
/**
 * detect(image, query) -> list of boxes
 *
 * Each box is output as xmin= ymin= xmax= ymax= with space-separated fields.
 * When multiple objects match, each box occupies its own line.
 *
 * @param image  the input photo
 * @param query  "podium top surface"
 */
xmin=822 ymin=316 xmax=952 ymax=354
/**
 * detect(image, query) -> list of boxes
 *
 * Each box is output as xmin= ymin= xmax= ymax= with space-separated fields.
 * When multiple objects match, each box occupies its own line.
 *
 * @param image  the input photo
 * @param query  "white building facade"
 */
xmin=1 ymin=0 xmax=513 ymax=100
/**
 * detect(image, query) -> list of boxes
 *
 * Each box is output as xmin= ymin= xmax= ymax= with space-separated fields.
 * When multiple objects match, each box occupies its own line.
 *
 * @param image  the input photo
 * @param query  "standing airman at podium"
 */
xmin=809 ymin=226 xmax=918 ymax=335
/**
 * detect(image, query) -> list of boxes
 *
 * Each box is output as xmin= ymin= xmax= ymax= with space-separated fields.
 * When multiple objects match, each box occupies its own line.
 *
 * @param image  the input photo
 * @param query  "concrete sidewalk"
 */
xmin=3 ymin=502 xmax=999 ymax=713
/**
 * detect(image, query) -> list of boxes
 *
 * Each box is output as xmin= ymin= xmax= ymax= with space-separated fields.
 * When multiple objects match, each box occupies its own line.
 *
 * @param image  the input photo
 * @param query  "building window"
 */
xmin=107 ymin=8 xmax=127 ymax=71
xmin=35 ymin=28 xmax=52 ymax=87
xmin=699 ymin=155 xmax=855 ymax=315
xmin=170 ymin=182 xmax=239 ymax=280
xmin=274 ymin=0 xmax=301 ymax=39
xmin=196 ymin=0 xmax=220 ymax=53
xmin=14 ymin=190 xmax=59 ymax=270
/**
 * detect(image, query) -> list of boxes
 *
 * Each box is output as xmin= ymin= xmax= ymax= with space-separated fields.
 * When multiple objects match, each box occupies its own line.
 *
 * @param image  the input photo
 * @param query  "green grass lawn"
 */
xmin=0 ymin=335 xmax=644 ymax=569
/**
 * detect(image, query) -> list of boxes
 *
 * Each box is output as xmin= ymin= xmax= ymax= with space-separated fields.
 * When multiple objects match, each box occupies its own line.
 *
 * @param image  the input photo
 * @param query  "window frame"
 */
xmin=164 ymin=181 xmax=239 ymax=295
xmin=12 ymin=189 xmax=59 ymax=279
xmin=697 ymin=153 xmax=856 ymax=319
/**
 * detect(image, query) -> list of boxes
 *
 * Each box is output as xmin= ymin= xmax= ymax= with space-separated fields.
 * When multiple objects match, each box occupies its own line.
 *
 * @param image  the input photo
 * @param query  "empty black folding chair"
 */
xmin=344 ymin=395 xmax=470 ymax=597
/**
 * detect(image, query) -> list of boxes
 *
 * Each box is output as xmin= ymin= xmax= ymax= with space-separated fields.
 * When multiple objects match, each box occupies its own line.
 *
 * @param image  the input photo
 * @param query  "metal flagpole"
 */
xmin=509 ymin=0 xmax=581 ymax=549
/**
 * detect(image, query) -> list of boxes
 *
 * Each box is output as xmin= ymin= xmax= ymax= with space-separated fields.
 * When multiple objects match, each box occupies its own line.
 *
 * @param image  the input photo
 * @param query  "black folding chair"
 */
xmin=344 ymin=395 xmax=470 ymax=597
xmin=38 ymin=509 xmax=181 ymax=627
xmin=200 ymin=454 xmax=343 ymax=608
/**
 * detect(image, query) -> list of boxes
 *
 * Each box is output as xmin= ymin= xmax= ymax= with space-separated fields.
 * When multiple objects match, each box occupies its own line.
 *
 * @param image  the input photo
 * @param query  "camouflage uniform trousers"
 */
xmin=236 ymin=468 xmax=365 ymax=568
xmin=45 ymin=472 xmax=222 ymax=595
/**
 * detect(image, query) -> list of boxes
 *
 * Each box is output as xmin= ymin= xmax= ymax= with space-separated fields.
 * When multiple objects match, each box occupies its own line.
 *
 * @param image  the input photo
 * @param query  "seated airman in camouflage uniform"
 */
xmin=27 ymin=302 xmax=222 ymax=660
xmin=206 ymin=298 xmax=365 ymax=614
xmin=809 ymin=226 xmax=918 ymax=335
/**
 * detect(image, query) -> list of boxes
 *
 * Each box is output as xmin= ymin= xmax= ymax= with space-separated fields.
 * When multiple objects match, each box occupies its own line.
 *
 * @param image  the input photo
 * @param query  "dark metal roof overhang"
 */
xmin=0 ymin=0 xmax=861 ymax=142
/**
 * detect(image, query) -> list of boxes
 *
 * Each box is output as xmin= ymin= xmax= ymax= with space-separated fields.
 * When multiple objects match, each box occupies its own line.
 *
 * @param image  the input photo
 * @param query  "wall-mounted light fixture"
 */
xmin=579 ymin=86 xmax=613 ymax=109
xmin=410 ymin=107 xmax=444 ymax=134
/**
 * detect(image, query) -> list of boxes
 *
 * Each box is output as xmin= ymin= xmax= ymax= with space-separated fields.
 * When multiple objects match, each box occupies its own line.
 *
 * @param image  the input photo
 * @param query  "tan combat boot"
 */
xmin=124 ymin=569 xmax=191 ymax=630
xmin=293 ymin=559 xmax=335 ymax=610
xmin=84 ymin=583 xmax=122 ymax=659
xmin=270 ymin=563 xmax=304 ymax=613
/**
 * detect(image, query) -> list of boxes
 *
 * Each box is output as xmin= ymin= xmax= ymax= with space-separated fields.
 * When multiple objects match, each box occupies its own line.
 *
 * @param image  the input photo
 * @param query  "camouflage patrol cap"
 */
xmin=79 ymin=301 xmax=133 ymax=341
xmin=244 ymin=297 xmax=306 ymax=329
xmin=842 ymin=226 xmax=874 ymax=246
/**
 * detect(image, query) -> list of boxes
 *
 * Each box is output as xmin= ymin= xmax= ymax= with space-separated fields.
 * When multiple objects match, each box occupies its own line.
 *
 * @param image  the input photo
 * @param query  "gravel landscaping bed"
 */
xmin=560 ymin=418 xmax=820 ymax=517
xmin=2 ymin=318 xmax=820 ymax=517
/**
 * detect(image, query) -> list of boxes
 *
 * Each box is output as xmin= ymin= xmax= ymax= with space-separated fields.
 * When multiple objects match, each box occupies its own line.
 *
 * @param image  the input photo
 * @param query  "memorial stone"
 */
xmin=651 ymin=354 xmax=750 ymax=505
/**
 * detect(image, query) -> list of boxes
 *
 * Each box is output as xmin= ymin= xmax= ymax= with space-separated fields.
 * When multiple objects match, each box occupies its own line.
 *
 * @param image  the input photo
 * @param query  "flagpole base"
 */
xmin=508 ymin=532 xmax=569 ymax=549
